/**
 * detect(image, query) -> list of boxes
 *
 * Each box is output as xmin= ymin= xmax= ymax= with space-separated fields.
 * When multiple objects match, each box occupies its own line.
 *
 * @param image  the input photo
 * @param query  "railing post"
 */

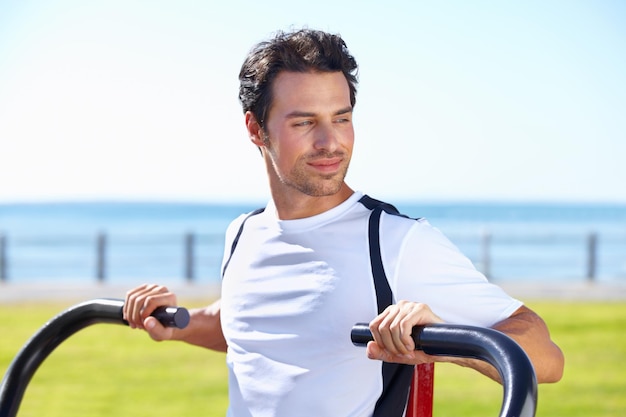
xmin=586 ymin=232 xmax=597 ymax=282
xmin=184 ymin=232 xmax=195 ymax=282
xmin=481 ymin=229 xmax=492 ymax=280
xmin=96 ymin=233 xmax=107 ymax=282
xmin=0 ymin=234 xmax=7 ymax=283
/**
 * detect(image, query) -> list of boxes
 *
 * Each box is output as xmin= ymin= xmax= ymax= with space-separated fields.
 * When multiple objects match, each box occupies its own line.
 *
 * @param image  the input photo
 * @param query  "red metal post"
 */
xmin=405 ymin=363 xmax=435 ymax=417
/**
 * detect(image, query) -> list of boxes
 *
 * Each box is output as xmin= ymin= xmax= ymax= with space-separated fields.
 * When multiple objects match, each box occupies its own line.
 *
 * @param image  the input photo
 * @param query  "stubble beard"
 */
xmin=287 ymin=152 xmax=350 ymax=197
xmin=262 ymin=132 xmax=351 ymax=197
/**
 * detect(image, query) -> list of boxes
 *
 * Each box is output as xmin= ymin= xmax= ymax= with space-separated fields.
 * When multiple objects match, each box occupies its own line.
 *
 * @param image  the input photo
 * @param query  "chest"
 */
xmin=220 ymin=223 xmax=378 ymax=350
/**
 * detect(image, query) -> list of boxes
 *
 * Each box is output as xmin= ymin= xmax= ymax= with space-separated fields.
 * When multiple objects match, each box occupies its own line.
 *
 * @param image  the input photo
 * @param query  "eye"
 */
xmin=293 ymin=120 xmax=313 ymax=127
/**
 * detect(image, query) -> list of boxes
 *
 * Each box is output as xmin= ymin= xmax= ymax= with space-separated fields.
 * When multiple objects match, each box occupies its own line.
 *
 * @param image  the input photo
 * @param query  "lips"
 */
xmin=308 ymin=157 xmax=343 ymax=172
xmin=310 ymin=157 xmax=342 ymax=166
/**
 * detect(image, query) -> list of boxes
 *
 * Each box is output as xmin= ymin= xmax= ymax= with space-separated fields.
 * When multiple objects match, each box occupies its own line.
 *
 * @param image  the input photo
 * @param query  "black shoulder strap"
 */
xmin=221 ymin=208 xmax=265 ymax=278
xmin=359 ymin=195 xmax=415 ymax=417
xmin=359 ymin=195 xmax=407 ymax=314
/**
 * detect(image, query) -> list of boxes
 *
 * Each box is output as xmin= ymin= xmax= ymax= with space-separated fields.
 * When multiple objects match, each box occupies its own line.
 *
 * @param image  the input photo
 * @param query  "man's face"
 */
xmin=260 ymin=71 xmax=354 ymax=198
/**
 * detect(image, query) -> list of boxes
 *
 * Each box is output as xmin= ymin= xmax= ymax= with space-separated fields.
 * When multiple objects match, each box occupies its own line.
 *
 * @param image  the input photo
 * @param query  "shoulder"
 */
xmin=378 ymin=211 xmax=479 ymax=287
xmin=378 ymin=212 xmax=453 ymax=250
xmin=225 ymin=207 xmax=266 ymax=242
xmin=378 ymin=210 xmax=459 ymax=248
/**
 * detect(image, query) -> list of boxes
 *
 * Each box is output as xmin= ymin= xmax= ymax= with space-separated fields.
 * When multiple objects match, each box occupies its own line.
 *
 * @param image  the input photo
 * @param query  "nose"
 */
xmin=313 ymin=122 xmax=339 ymax=152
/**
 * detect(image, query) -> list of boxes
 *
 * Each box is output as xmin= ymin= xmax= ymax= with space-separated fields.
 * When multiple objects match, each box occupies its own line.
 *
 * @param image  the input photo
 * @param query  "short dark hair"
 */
xmin=238 ymin=28 xmax=359 ymax=128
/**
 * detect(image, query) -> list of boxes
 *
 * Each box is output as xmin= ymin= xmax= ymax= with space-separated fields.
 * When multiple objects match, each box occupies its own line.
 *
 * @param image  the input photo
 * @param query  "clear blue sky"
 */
xmin=1 ymin=1 xmax=624 ymax=204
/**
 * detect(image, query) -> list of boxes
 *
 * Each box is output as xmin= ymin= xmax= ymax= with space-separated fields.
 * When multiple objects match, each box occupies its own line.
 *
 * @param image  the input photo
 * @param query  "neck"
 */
xmin=271 ymin=184 xmax=354 ymax=220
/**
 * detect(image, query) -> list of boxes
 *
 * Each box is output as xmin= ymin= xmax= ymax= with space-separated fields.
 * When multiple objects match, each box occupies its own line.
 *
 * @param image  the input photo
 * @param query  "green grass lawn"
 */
xmin=1 ymin=299 xmax=625 ymax=417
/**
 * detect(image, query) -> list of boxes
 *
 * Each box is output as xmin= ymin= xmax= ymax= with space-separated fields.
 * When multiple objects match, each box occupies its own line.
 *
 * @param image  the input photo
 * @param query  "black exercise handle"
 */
xmin=151 ymin=305 xmax=190 ymax=329
xmin=351 ymin=323 xmax=538 ymax=417
xmin=0 ymin=298 xmax=189 ymax=417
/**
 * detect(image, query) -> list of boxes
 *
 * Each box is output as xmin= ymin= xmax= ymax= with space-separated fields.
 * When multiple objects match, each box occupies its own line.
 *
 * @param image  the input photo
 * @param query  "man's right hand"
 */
xmin=123 ymin=283 xmax=178 ymax=341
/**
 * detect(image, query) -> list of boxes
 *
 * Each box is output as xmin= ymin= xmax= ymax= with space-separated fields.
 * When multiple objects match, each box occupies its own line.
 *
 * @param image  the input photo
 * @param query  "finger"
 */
xmin=389 ymin=312 xmax=413 ymax=355
xmin=366 ymin=340 xmax=385 ymax=360
xmin=368 ymin=312 xmax=384 ymax=348
xmin=383 ymin=304 xmax=415 ymax=355
xmin=395 ymin=301 xmax=445 ymax=353
xmin=371 ymin=306 xmax=402 ymax=355
xmin=143 ymin=316 xmax=175 ymax=341
xmin=126 ymin=284 xmax=159 ymax=328
xmin=396 ymin=303 xmax=422 ymax=353
xmin=124 ymin=284 xmax=152 ymax=328
xmin=377 ymin=301 xmax=443 ymax=355
xmin=125 ymin=284 xmax=170 ymax=328
xmin=140 ymin=291 xmax=178 ymax=322
xmin=399 ymin=316 xmax=416 ymax=352
xmin=366 ymin=341 xmax=419 ymax=363
xmin=383 ymin=304 xmax=417 ymax=355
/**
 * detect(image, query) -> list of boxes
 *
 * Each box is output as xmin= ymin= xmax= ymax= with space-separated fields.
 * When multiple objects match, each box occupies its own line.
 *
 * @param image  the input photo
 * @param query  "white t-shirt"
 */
xmin=220 ymin=191 xmax=522 ymax=417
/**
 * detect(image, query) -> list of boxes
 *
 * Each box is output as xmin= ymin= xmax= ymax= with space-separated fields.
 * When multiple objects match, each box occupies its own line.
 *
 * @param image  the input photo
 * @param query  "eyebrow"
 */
xmin=285 ymin=107 xmax=353 ymax=119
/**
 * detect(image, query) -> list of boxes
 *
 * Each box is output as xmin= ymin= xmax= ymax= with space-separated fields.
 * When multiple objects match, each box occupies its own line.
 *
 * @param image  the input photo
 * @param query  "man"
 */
xmin=124 ymin=28 xmax=563 ymax=416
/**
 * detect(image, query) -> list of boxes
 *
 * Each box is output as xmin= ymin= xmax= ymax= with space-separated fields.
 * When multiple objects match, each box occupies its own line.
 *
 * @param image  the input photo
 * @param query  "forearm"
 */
xmin=171 ymin=300 xmax=227 ymax=352
xmin=449 ymin=306 xmax=564 ymax=384
xmin=492 ymin=306 xmax=564 ymax=383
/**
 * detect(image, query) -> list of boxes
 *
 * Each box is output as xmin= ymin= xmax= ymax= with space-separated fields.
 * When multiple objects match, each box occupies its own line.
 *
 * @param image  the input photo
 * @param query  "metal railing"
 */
xmin=0 ymin=231 xmax=624 ymax=283
xmin=0 ymin=232 xmax=223 ymax=283
xmin=451 ymin=230 xmax=609 ymax=282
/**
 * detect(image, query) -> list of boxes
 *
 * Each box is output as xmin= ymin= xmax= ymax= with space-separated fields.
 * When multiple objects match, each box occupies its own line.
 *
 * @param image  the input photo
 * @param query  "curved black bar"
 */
xmin=152 ymin=305 xmax=190 ymax=329
xmin=351 ymin=323 xmax=538 ymax=417
xmin=0 ymin=298 xmax=188 ymax=417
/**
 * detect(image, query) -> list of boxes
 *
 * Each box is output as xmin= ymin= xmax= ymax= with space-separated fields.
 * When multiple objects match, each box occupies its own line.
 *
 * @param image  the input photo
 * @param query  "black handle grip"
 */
xmin=351 ymin=323 xmax=375 ymax=346
xmin=151 ymin=306 xmax=190 ymax=329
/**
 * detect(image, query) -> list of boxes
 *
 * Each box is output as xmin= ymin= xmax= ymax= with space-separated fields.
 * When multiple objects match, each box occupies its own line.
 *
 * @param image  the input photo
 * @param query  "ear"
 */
xmin=245 ymin=111 xmax=265 ymax=147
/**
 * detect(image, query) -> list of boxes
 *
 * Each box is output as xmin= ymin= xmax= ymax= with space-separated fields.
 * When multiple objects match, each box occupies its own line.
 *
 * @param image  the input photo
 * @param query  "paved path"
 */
xmin=499 ymin=282 xmax=626 ymax=301
xmin=0 ymin=282 xmax=221 ymax=304
xmin=2 ymin=281 xmax=626 ymax=304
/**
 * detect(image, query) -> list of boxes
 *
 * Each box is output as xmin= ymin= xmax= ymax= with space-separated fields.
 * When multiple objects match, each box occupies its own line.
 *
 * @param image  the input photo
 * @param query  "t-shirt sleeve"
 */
xmin=387 ymin=218 xmax=522 ymax=327
xmin=220 ymin=213 xmax=250 ymax=275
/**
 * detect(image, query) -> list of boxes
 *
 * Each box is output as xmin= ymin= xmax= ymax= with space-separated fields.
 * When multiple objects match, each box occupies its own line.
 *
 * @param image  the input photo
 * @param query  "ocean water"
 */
xmin=1 ymin=201 xmax=625 ymax=286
